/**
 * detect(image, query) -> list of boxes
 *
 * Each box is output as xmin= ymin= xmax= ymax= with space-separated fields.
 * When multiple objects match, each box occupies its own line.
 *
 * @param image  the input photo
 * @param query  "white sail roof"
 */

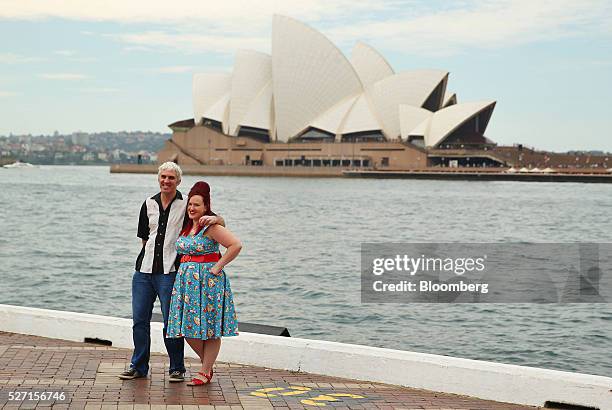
xmin=340 ymin=93 xmax=384 ymax=136
xmin=350 ymin=41 xmax=394 ymax=88
xmin=408 ymin=117 xmax=432 ymax=138
xmin=239 ymin=81 xmax=273 ymax=132
xmin=368 ymin=70 xmax=448 ymax=138
xmin=229 ymin=50 xmax=272 ymax=135
xmin=426 ymin=101 xmax=496 ymax=147
xmin=443 ymin=92 xmax=457 ymax=108
xmin=272 ymin=15 xmax=363 ymax=142
xmin=193 ymin=73 xmax=231 ymax=125
xmin=309 ymin=92 xmax=385 ymax=138
xmin=189 ymin=16 xmax=495 ymax=144
xmin=203 ymin=93 xmax=230 ymax=133
xmin=399 ymin=105 xmax=433 ymax=139
xmin=310 ymin=94 xmax=360 ymax=134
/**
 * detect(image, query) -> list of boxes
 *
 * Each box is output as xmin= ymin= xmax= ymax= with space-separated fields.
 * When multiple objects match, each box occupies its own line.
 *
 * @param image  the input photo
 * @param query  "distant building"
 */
xmin=71 ymin=132 xmax=90 ymax=146
xmin=158 ymin=16 xmax=605 ymax=172
xmin=83 ymin=152 xmax=95 ymax=161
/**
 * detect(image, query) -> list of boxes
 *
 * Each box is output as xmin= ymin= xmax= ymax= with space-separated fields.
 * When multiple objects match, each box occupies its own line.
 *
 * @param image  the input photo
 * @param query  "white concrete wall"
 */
xmin=0 ymin=304 xmax=609 ymax=409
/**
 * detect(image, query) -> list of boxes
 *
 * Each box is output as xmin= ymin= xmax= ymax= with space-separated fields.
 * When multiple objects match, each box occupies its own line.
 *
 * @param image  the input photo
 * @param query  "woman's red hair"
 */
xmin=180 ymin=181 xmax=213 ymax=236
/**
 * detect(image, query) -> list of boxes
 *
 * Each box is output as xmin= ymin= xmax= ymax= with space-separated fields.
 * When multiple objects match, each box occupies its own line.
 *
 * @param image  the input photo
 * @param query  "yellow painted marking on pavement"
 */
xmin=311 ymin=394 xmax=339 ymax=401
xmin=301 ymin=399 xmax=327 ymax=406
xmin=329 ymin=393 xmax=365 ymax=398
xmin=300 ymin=394 xmax=341 ymax=406
xmin=259 ymin=387 xmax=286 ymax=392
xmin=251 ymin=392 xmax=274 ymax=398
xmin=279 ymin=386 xmax=312 ymax=395
xmin=250 ymin=387 xmax=286 ymax=398
xmin=250 ymin=386 xmax=367 ymax=406
xmin=250 ymin=386 xmax=311 ymax=398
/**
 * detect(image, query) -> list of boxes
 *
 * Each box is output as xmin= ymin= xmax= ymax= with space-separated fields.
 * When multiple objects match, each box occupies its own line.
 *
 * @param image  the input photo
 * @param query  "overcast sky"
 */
xmin=1 ymin=0 xmax=611 ymax=151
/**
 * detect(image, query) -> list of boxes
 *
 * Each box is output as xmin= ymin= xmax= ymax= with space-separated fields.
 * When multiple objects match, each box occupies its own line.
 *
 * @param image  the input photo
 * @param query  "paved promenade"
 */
xmin=0 ymin=332 xmax=536 ymax=409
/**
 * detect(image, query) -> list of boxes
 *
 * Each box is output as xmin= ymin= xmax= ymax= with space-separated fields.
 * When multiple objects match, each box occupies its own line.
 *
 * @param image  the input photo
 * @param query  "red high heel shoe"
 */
xmin=187 ymin=369 xmax=213 ymax=386
xmin=202 ymin=369 xmax=213 ymax=383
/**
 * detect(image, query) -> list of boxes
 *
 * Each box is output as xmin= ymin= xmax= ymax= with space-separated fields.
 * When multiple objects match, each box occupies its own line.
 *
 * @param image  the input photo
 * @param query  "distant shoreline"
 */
xmin=1 ymin=162 xmax=152 ymax=167
xmin=110 ymin=163 xmax=612 ymax=183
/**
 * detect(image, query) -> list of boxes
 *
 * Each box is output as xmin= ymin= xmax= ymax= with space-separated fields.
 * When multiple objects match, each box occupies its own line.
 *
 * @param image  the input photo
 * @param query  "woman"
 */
xmin=166 ymin=181 xmax=241 ymax=386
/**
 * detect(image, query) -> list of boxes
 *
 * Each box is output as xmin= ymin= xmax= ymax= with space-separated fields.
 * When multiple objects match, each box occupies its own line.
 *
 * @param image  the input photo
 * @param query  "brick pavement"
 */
xmin=0 ymin=332 xmax=537 ymax=409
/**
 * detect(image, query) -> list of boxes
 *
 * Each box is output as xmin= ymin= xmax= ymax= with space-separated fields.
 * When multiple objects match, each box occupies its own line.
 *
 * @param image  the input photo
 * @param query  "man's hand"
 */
xmin=198 ymin=215 xmax=218 ymax=226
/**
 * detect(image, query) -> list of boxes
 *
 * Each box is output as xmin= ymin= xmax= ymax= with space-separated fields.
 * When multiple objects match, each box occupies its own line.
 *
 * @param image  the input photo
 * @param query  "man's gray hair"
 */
xmin=158 ymin=161 xmax=183 ymax=181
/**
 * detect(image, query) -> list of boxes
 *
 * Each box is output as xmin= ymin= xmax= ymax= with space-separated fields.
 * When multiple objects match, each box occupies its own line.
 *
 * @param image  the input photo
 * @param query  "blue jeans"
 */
xmin=130 ymin=271 xmax=185 ymax=375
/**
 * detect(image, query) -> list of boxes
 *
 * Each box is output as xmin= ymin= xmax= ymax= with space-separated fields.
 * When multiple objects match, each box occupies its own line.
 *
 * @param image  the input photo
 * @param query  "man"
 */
xmin=119 ymin=162 xmax=224 ymax=382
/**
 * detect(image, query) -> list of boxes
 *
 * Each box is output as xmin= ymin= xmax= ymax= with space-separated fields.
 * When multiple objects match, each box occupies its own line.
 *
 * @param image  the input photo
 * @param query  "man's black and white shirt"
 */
xmin=135 ymin=192 xmax=186 ymax=274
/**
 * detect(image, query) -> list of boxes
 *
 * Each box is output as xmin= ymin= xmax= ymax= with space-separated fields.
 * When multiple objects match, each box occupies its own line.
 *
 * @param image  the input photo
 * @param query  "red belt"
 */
xmin=180 ymin=253 xmax=220 ymax=263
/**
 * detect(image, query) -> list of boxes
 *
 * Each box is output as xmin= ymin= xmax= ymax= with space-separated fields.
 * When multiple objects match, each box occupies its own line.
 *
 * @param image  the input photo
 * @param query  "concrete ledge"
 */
xmin=109 ymin=164 xmax=612 ymax=182
xmin=110 ymin=164 xmax=344 ymax=177
xmin=1 ymin=304 xmax=610 ymax=408
xmin=343 ymin=169 xmax=612 ymax=183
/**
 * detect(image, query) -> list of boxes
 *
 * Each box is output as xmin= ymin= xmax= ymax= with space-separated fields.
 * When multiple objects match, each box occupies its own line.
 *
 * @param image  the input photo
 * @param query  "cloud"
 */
xmin=1 ymin=0 xmax=610 ymax=57
xmin=0 ymin=53 xmax=44 ymax=64
xmin=102 ymin=0 xmax=612 ymax=57
xmin=54 ymin=49 xmax=77 ymax=56
xmin=150 ymin=66 xmax=194 ymax=74
xmin=50 ymin=49 xmax=97 ymax=62
xmin=40 ymin=73 xmax=90 ymax=80
xmin=112 ymin=31 xmax=271 ymax=54
xmin=0 ymin=91 xmax=19 ymax=97
xmin=549 ymin=58 xmax=612 ymax=72
xmin=325 ymin=0 xmax=612 ymax=56
xmin=0 ymin=0 xmax=391 ymax=54
xmin=70 ymin=57 xmax=99 ymax=63
xmin=79 ymin=87 xmax=119 ymax=93
xmin=121 ymin=45 xmax=153 ymax=53
xmin=0 ymin=0 xmax=386 ymax=24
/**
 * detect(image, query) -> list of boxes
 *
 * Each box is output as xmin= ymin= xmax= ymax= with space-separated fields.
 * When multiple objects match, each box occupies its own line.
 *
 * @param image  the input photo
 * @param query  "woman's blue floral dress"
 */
xmin=167 ymin=226 xmax=238 ymax=340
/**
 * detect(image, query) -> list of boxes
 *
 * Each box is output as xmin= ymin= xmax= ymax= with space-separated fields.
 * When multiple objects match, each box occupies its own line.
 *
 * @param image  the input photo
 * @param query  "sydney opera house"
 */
xmin=157 ymin=15 xmax=609 ymax=173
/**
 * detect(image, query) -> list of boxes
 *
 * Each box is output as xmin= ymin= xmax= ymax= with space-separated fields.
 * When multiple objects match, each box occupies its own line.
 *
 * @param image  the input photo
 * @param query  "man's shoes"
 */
xmin=118 ymin=367 xmax=146 ymax=380
xmin=168 ymin=370 xmax=185 ymax=383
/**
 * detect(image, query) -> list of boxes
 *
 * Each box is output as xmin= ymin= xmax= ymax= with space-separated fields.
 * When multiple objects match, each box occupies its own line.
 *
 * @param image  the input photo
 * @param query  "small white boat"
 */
xmin=2 ymin=161 xmax=37 ymax=169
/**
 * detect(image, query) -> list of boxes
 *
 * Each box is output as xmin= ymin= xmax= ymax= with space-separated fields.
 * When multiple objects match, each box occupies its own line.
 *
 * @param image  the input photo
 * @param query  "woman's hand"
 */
xmin=206 ymin=225 xmax=242 ymax=276
xmin=198 ymin=215 xmax=218 ymax=226
xmin=210 ymin=264 xmax=223 ymax=276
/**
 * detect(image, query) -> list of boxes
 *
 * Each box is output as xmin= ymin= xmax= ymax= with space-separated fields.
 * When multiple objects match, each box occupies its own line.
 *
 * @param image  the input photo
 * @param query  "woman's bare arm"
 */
xmin=207 ymin=225 xmax=242 ymax=275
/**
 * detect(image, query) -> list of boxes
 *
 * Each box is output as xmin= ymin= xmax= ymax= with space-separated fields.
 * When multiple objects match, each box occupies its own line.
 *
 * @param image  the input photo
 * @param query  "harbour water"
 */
xmin=1 ymin=166 xmax=611 ymax=377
